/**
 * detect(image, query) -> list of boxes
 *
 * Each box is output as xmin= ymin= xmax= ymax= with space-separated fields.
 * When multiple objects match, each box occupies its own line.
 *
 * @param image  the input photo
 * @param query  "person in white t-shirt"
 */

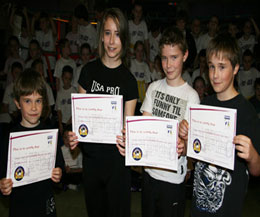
xmin=66 ymin=16 xmax=80 ymax=55
xmin=130 ymin=40 xmax=151 ymax=114
xmin=31 ymin=12 xmax=57 ymax=70
xmin=54 ymin=38 xmax=77 ymax=91
xmin=148 ymin=23 xmax=161 ymax=62
xmin=237 ymin=49 xmax=260 ymax=99
xmin=55 ymin=66 xmax=77 ymax=136
xmin=1 ymin=62 xmax=23 ymax=124
xmin=128 ymin=1 xmax=150 ymax=61
xmin=238 ymin=18 xmax=260 ymax=60
xmin=150 ymin=55 xmax=164 ymax=82
xmin=25 ymin=39 xmax=48 ymax=78
xmin=74 ymin=4 xmax=97 ymax=55
xmin=73 ymin=43 xmax=92 ymax=88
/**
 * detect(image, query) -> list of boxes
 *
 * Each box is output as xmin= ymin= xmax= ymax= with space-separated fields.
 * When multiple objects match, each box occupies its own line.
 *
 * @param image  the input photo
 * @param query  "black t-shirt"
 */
xmin=191 ymin=94 xmax=260 ymax=217
xmin=0 ymin=122 xmax=64 ymax=217
xmin=78 ymin=58 xmax=138 ymax=156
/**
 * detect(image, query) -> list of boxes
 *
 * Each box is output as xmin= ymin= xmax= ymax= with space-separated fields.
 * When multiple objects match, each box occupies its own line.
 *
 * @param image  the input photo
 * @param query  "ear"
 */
xmin=14 ymin=99 xmax=21 ymax=110
xmin=233 ymin=64 xmax=239 ymax=75
xmin=183 ymin=50 xmax=189 ymax=62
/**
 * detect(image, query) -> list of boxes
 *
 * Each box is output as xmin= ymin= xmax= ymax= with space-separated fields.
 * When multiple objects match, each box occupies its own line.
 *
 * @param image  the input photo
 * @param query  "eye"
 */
xmin=36 ymin=99 xmax=43 ymax=104
xmin=208 ymin=64 xmax=214 ymax=70
xmin=104 ymin=31 xmax=110 ymax=36
xmin=116 ymin=32 xmax=120 ymax=37
xmin=25 ymin=99 xmax=30 ymax=103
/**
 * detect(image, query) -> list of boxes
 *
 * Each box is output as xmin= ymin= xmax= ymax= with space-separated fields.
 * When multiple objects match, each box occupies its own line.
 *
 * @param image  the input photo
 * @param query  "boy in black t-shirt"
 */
xmin=0 ymin=69 xmax=63 ymax=217
xmin=179 ymin=34 xmax=260 ymax=217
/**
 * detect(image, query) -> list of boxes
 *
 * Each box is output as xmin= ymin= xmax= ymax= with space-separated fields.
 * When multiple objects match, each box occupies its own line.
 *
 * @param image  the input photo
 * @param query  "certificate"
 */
xmin=125 ymin=116 xmax=179 ymax=171
xmin=7 ymin=129 xmax=58 ymax=187
xmin=187 ymin=104 xmax=237 ymax=170
xmin=71 ymin=93 xmax=123 ymax=144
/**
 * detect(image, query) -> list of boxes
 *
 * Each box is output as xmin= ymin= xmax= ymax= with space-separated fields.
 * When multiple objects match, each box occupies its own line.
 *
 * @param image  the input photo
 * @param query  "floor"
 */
xmin=0 ymin=177 xmax=259 ymax=217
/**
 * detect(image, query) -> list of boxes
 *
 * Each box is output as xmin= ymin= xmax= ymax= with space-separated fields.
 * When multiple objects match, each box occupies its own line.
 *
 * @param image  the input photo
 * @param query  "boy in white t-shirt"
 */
xmin=55 ymin=65 xmax=77 ymax=136
xmin=66 ymin=16 xmax=80 ymax=55
xmin=130 ymin=40 xmax=151 ymax=114
xmin=237 ymin=49 xmax=260 ymax=99
xmin=128 ymin=1 xmax=150 ymax=61
xmin=54 ymin=38 xmax=77 ymax=91
xmin=140 ymin=26 xmax=200 ymax=217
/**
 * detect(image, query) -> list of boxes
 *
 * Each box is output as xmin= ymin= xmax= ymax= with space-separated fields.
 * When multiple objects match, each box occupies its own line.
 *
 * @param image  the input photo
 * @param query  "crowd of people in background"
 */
xmin=0 ymin=1 xmax=260 ymax=217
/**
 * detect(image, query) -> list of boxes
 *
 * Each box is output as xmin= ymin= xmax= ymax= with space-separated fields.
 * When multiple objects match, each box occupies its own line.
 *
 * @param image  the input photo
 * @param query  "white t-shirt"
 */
xmin=140 ymin=79 xmax=200 ymax=184
xmin=20 ymin=36 xmax=30 ymax=61
xmin=196 ymin=33 xmax=213 ymax=54
xmin=78 ymin=24 xmax=97 ymax=51
xmin=128 ymin=20 xmax=149 ymax=52
xmin=238 ymin=35 xmax=257 ymax=57
xmin=150 ymin=69 xmax=163 ymax=82
xmin=2 ymin=83 xmax=17 ymax=114
xmin=44 ymin=81 xmax=55 ymax=106
xmin=54 ymin=57 xmax=77 ymax=88
xmin=237 ymin=67 xmax=260 ymax=99
xmin=55 ymin=86 xmax=77 ymax=123
xmin=66 ymin=31 xmax=80 ymax=54
xmin=182 ymin=70 xmax=192 ymax=86
xmin=130 ymin=59 xmax=151 ymax=102
xmin=148 ymin=32 xmax=161 ymax=62
xmin=61 ymin=145 xmax=82 ymax=169
xmin=35 ymin=29 xmax=56 ymax=70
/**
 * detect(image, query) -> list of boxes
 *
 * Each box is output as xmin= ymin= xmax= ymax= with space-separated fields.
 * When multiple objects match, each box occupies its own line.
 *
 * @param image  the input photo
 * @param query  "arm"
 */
xmin=49 ymin=15 xmax=57 ymax=37
xmin=234 ymin=135 xmax=260 ymax=176
xmin=22 ymin=7 xmax=31 ymax=37
xmin=250 ymin=17 xmax=260 ymax=38
xmin=116 ymin=99 xmax=137 ymax=156
xmin=51 ymin=167 xmax=62 ymax=183
xmin=31 ymin=12 xmax=40 ymax=37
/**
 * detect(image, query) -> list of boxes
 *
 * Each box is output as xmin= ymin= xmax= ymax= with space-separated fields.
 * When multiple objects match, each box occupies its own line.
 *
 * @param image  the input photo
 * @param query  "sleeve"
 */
xmin=125 ymin=71 xmax=139 ymax=102
xmin=144 ymin=64 xmax=151 ymax=83
xmin=53 ymin=60 xmax=60 ymax=78
xmin=140 ymin=81 xmax=155 ymax=114
xmin=55 ymin=92 xmax=61 ymax=111
xmin=0 ymin=132 xmax=9 ymax=179
xmin=46 ymin=85 xmax=55 ymax=106
xmin=78 ymin=63 xmax=92 ymax=91
xmin=55 ymin=141 xmax=65 ymax=171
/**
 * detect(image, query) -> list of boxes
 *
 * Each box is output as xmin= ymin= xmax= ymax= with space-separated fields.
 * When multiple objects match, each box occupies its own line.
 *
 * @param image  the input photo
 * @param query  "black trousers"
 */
xmin=142 ymin=171 xmax=186 ymax=217
xmin=82 ymin=152 xmax=131 ymax=217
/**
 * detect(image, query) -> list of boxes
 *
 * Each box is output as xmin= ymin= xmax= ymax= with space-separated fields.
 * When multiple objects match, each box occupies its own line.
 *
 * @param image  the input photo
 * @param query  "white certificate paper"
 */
xmin=71 ymin=93 xmax=123 ymax=144
xmin=125 ymin=116 xmax=179 ymax=171
xmin=187 ymin=104 xmax=237 ymax=170
xmin=7 ymin=129 xmax=58 ymax=187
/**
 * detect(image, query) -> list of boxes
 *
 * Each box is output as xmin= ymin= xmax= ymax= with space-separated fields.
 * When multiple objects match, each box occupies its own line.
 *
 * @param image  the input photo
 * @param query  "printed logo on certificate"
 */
xmin=71 ymin=93 xmax=123 ymax=144
xmin=187 ymin=103 xmax=237 ymax=170
xmin=7 ymin=129 xmax=58 ymax=187
xmin=125 ymin=116 xmax=179 ymax=171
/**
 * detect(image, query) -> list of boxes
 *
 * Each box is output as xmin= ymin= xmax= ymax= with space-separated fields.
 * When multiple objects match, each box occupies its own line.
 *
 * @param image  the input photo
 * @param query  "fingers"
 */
xmin=234 ymin=135 xmax=253 ymax=161
xmin=177 ymin=137 xmax=185 ymax=157
xmin=51 ymin=168 xmax=62 ymax=183
xmin=0 ymin=179 xmax=13 ymax=195
xmin=179 ymin=120 xmax=189 ymax=140
xmin=63 ymin=131 xmax=79 ymax=150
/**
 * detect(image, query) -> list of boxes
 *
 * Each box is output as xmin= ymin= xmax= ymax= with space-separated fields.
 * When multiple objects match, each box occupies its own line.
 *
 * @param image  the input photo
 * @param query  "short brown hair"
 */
xmin=206 ymin=33 xmax=240 ymax=69
xmin=14 ymin=69 xmax=49 ymax=119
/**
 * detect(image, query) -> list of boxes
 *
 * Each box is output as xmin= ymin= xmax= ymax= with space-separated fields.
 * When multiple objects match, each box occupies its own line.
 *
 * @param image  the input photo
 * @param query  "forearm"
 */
xmin=248 ymin=153 xmax=260 ymax=176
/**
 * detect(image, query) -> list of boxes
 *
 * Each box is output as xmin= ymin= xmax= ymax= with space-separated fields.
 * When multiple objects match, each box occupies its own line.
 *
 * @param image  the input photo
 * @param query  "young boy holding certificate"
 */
xmin=0 ymin=69 xmax=63 ymax=217
xmin=179 ymin=33 xmax=260 ymax=217
xmin=140 ymin=26 xmax=200 ymax=217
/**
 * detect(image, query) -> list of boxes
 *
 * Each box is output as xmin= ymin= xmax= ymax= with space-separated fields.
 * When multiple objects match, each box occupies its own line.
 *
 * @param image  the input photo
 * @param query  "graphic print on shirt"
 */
xmin=91 ymin=80 xmax=120 ymax=95
xmin=193 ymin=161 xmax=232 ymax=213
xmin=151 ymin=90 xmax=187 ymax=120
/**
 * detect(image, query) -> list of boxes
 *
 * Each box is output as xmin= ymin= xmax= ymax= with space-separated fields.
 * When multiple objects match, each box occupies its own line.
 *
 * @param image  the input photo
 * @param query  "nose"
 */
xmin=109 ymin=33 xmax=115 ymax=44
xmin=31 ymin=102 xmax=37 ymax=111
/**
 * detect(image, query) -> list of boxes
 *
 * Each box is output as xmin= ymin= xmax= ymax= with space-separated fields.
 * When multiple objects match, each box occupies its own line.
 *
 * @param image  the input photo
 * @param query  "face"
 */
xmin=81 ymin=47 xmax=91 ymax=64
xmin=255 ymin=84 xmax=260 ymax=101
xmin=102 ymin=17 xmax=122 ymax=61
xmin=243 ymin=21 xmax=252 ymax=35
xmin=176 ymin=19 xmax=186 ymax=32
xmin=133 ymin=5 xmax=143 ymax=22
xmin=62 ymin=71 xmax=73 ymax=89
xmin=208 ymin=16 xmax=219 ymax=33
xmin=62 ymin=42 xmax=71 ymax=57
xmin=29 ymin=43 xmax=40 ymax=58
xmin=192 ymin=19 xmax=201 ymax=35
xmin=243 ymin=55 xmax=253 ymax=71
xmin=15 ymin=92 xmax=43 ymax=128
xmin=9 ymin=40 xmax=19 ymax=55
xmin=228 ymin=24 xmax=238 ymax=38
xmin=194 ymin=79 xmax=206 ymax=100
xmin=199 ymin=56 xmax=207 ymax=70
xmin=12 ymin=67 xmax=22 ymax=81
xmin=161 ymin=44 xmax=188 ymax=86
xmin=135 ymin=44 xmax=144 ymax=62
xmin=208 ymin=53 xmax=239 ymax=100
xmin=39 ymin=18 xmax=49 ymax=32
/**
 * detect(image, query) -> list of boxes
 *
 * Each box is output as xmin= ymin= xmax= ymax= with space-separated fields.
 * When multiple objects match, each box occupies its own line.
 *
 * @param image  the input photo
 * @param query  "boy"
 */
xmin=54 ymin=38 xmax=77 ymax=91
xmin=237 ymin=49 xmax=260 ymax=99
xmin=55 ymin=65 xmax=77 ymax=136
xmin=140 ymin=26 xmax=200 ymax=217
xmin=130 ymin=40 xmax=151 ymax=115
xmin=179 ymin=33 xmax=260 ymax=217
xmin=0 ymin=69 xmax=63 ymax=217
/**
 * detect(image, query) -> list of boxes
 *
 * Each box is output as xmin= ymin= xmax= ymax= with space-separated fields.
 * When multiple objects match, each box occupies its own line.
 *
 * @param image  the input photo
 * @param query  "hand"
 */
xmin=63 ymin=131 xmax=79 ymax=150
xmin=51 ymin=168 xmax=62 ymax=183
xmin=177 ymin=137 xmax=186 ymax=157
xmin=0 ymin=178 xmax=13 ymax=195
xmin=179 ymin=119 xmax=189 ymax=141
xmin=234 ymin=135 xmax=257 ymax=162
xmin=116 ymin=128 xmax=126 ymax=156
